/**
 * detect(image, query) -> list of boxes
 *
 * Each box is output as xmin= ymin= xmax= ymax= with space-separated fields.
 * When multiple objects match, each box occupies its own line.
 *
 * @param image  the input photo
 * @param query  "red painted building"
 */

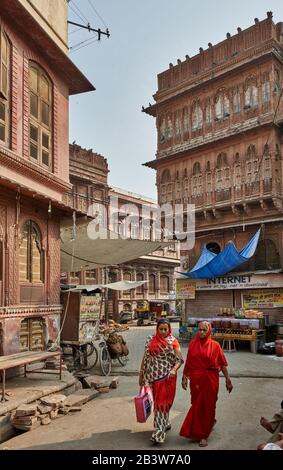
xmin=0 ymin=1 xmax=93 ymax=356
xmin=144 ymin=13 xmax=283 ymax=324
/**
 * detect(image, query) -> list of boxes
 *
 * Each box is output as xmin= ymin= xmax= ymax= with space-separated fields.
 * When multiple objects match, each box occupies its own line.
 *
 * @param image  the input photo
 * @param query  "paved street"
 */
xmin=1 ymin=326 xmax=283 ymax=450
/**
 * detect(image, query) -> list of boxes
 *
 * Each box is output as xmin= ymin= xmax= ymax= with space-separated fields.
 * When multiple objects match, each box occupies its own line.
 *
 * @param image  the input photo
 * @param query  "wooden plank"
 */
xmin=0 ymin=352 xmax=62 ymax=371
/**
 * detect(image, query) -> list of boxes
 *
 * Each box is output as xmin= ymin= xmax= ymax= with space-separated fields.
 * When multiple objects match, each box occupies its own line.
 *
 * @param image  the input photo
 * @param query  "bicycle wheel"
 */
xmin=99 ymin=343 xmax=112 ymax=376
xmin=117 ymin=355 xmax=128 ymax=367
xmin=83 ymin=343 xmax=98 ymax=370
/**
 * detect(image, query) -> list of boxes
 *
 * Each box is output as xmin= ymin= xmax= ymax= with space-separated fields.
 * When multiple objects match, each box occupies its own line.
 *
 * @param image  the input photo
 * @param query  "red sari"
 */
xmin=180 ymin=325 xmax=227 ymax=440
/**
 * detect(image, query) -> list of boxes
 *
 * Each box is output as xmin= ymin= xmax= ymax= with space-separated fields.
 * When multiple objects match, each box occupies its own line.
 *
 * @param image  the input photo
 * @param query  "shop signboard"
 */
xmin=79 ymin=294 xmax=101 ymax=319
xmin=194 ymin=274 xmax=283 ymax=290
xmin=243 ymin=288 xmax=283 ymax=309
xmin=176 ymin=279 xmax=196 ymax=299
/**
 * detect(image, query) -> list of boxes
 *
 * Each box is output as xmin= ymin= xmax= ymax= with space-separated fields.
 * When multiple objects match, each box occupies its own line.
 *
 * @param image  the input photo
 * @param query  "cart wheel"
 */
xmin=83 ymin=343 xmax=98 ymax=370
xmin=99 ymin=344 xmax=112 ymax=376
xmin=117 ymin=355 xmax=128 ymax=367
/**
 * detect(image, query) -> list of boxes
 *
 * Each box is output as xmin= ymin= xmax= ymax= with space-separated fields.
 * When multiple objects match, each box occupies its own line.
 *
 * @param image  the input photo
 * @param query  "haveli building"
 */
xmin=0 ymin=0 xmax=93 ymax=355
xmin=143 ymin=12 xmax=283 ymax=324
xmin=65 ymin=144 xmax=179 ymax=320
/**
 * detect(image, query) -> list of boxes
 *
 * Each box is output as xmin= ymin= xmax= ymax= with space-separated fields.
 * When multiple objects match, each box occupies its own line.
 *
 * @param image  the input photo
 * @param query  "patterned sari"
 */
xmin=143 ymin=328 xmax=182 ymax=443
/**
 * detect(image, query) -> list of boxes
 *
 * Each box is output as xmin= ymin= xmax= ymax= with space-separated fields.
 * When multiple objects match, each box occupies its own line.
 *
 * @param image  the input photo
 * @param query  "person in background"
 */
xmin=180 ymin=321 xmax=233 ymax=447
xmin=139 ymin=319 xmax=183 ymax=444
xmin=257 ymin=401 xmax=283 ymax=450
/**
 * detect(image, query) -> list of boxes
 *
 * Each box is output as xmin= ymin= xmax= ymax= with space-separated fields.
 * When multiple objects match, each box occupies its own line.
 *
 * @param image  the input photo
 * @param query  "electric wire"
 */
xmin=87 ymin=0 xmax=108 ymax=29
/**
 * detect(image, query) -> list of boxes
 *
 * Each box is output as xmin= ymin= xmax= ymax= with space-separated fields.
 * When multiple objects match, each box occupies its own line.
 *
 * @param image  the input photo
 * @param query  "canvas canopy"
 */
xmin=66 ymin=281 xmax=147 ymax=292
xmin=60 ymin=218 xmax=172 ymax=271
xmin=180 ymin=229 xmax=261 ymax=280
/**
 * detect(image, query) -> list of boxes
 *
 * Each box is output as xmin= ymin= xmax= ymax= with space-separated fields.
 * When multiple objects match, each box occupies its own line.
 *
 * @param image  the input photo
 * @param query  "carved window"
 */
xmin=205 ymin=101 xmax=212 ymax=124
xmin=215 ymin=91 xmax=230 ymax=120
xmin=263 ymin=145 xmax=271 ymax=180
xmin=246 ymin=145 xmax=258 ymax=183
xmin=136 ymin=273 xmax=144 ymax=293
xmin=192 ymin=102 xmax=203 ymax=130
xmin=149 ymin=274 xmax=156 ymax=293
xmin=29 ymin=64 xmax=52 ymax=169
xmin=183 ymin=107 xmax=189 ymax=136
xmin=160 ymin=169 xmax=172 ymax=203
xmin=183 ymin=177 xmax=189 ymax=201
xmin=192 ymin=162 xmax=202 ymax=195
xmin=175 ymin=113 xmax=181 ymax=136
xmin=159 ymin=118 xmax=166 ymax=143
xmin=86 ymin=270 xmax=96 ymax=284
xmin=274 ymin=69 xmax=281 ymax=96
xmin=19 ymin=221 xmax=44 ymax=283
xmin=167 ymin=115 xmax=173 ymax=139
xmin=233 ymin=89 xmax=241 ymax=113
xmin=0 ymin=30 xmax=10 ymax=146
xmin=244 ymin=80 xmax=258 ymax=109
xmin=261 ymin=78 xmax=271 ymax=103
xmin=160 ymin=275 xmax=169 ymax=294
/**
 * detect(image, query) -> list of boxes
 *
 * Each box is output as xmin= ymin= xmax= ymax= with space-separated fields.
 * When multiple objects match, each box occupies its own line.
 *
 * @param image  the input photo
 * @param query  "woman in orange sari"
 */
xmin=180 ymin=321 xmax=233 ymax=447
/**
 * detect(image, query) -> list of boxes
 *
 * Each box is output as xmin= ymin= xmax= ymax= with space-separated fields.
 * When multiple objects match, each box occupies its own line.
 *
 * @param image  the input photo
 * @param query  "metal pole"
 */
xmin=105 ymin=267 xmax=109 ymax=324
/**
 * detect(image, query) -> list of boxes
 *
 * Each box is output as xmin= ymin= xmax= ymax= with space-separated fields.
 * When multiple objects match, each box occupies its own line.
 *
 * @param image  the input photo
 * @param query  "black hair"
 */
xmin=157 ymin=318 xmax=170 ymax=326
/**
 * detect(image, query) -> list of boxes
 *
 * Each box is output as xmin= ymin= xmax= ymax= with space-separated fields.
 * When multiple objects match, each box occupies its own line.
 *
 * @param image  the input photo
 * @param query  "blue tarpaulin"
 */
xmin=180 ymin=229 xmax=261 ymax=279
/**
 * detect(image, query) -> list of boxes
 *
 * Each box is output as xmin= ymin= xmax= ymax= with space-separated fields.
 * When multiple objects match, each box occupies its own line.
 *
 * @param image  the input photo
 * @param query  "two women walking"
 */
xmin=139 ymin=319 xmax=233 ymax=446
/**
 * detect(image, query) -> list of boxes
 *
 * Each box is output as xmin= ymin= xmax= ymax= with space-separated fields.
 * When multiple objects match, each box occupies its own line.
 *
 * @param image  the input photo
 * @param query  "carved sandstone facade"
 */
xmin=144 ymin=13 xmax=283 ymax=323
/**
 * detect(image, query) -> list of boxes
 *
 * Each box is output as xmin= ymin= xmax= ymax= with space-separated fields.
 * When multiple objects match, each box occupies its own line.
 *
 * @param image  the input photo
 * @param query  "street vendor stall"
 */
xmin=179 ymin=308 xmax=266 ymax=352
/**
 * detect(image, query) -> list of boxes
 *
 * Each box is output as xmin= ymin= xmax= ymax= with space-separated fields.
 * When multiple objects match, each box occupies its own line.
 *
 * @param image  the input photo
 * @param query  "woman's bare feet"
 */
xmin=260 ymin=417 xmax=273 ymax=433
xmin=199 ymin=438 xmax=208 ymax=447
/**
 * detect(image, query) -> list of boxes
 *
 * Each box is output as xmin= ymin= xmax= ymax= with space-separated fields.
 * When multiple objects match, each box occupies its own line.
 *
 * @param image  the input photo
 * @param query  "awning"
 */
xmin=60 ymin=219 xmax=172 ymax=271
xmin=62 ymin=281 xmax=147 ymax=292
xmin=180 ymin=229 xmax=261 ymax=279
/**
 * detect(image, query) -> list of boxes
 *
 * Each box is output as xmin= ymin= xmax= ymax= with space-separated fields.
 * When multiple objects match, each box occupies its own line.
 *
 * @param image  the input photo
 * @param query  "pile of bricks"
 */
xmin=10 ymin=375 xmax=119 ymax=432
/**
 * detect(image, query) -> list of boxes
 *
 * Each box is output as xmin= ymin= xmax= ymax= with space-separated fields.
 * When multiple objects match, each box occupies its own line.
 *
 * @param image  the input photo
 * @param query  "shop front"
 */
xmin=178 ymin=272 xmax=283 ymax=351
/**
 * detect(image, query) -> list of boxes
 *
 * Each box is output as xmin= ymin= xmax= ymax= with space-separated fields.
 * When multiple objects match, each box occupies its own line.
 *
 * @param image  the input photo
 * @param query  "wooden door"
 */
xmin=20 ymin=317 xmax=45 ymax=352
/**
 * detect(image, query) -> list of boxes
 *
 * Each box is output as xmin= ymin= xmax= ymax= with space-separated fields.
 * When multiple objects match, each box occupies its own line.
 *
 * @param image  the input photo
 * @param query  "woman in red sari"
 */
xmin=180 ymin=321 xmax=233 ymax=447
xmin=139 ymin=319 xmax=183 ymax=444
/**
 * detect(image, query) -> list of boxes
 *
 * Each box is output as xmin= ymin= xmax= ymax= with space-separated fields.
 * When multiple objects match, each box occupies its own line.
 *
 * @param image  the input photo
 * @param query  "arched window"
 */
xmin=192 ymin=101 xmax=203 ymax=130
xmin=244 ymin=78 xmax=258 ymax=109
xmin=192 ymin=162 xmax=202 ymax=196
xmin=183 ymin=107 xmax=189 ymax=135
xmin=0 ymin=30 xmax=10 ymax=145
xmin=149 ymin=274 xmax=156 ymax=294
xmin=263 ymin=145 xmax=271 ymax=180
xmin=160 ymin=169 xmax=172 ymax=203
xmin=233 ymin=88 xmax=241 ymax=114
xmin=261 ymin=73 xmax=271 ymax=104
xmin=19 ymin=221 xmax=44 ymax=283
xmin=193 ymin=162 xmax=201 ymax=175
xmin=254 ymin=240 xmax=280 ymax=270
xmin=160 ymin=275 xmax=169 ymax=294
xmin=206 ymin=242 xmax=221 ymax=254
xmin=215 ymin=90 xmax=230 ymax=120
xmin=205 ymin=100 xmax=212 ymax=124
xmin=29 ymin=64 xmax=52 ymax=169
xmin=216 ymin=153 xmax=230 ymax=190
xmin=246 ymin=145 xmax=258 ymax=184
xmin=136 ymin=273 xmax=144 ymax=294
xmin=159 ymin=118 xmax=166 ymax=143
xmin=234 ymin=153 xmax=241 ymax=188
xmin=161 ymin=169 xmax=171 ymax=184
xmin=174 ymin=113 xmax=181 ymax=136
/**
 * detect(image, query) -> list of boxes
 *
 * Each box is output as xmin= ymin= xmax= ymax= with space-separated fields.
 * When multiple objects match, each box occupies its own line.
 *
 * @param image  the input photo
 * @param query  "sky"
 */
xmin=68 ymin=0 xmax=283 ymax=200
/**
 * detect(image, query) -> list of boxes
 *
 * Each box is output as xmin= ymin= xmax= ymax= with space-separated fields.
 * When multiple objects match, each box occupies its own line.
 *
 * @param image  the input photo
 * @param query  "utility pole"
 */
xmin=67 ymin=21 xmax=110 ymax=40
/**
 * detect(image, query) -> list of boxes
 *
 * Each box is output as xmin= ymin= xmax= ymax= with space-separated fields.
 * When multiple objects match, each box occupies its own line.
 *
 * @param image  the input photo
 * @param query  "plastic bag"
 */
xmin=134 ymin=386 xmax=153 ymax=423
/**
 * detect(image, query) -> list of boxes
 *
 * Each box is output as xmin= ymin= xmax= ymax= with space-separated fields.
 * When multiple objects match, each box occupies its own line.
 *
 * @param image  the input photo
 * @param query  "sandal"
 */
xmin=199 ymin=439 xmax=208 ymax=447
